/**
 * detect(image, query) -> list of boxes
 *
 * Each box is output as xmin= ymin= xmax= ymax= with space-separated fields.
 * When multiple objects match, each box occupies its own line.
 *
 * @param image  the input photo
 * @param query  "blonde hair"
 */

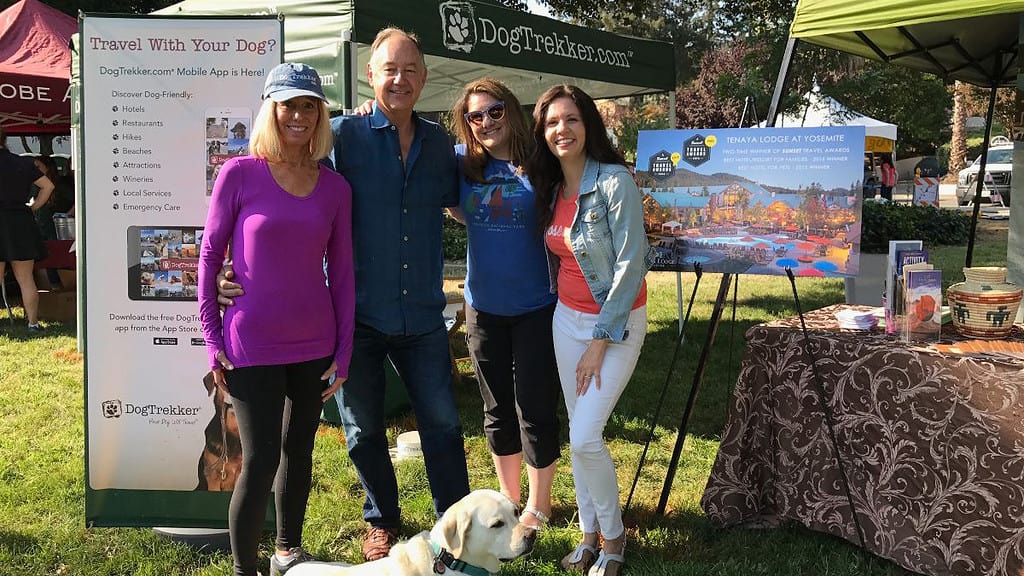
xmin=249 ymin=97 xmax=333 ymax=161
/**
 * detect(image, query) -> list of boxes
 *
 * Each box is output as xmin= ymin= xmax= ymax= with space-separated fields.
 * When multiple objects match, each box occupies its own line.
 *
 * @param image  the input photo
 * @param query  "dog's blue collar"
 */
xmin=429 ymin=541 xmax=491 ymax=576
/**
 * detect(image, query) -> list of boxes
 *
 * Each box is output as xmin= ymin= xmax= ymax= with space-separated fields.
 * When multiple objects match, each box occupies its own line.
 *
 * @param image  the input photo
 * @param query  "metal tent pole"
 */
xmin=965 ymin=82 xmax=999 ymax=267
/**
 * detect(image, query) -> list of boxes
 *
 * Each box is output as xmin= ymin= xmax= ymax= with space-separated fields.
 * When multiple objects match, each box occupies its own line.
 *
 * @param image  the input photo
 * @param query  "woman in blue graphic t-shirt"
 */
xmin=449 ymin=78 xmax=559 ymax=533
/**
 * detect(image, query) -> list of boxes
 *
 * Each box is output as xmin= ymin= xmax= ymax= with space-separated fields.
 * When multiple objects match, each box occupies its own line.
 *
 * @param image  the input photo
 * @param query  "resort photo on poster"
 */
xmin=636 ymin=126 xmax=865 ymax=276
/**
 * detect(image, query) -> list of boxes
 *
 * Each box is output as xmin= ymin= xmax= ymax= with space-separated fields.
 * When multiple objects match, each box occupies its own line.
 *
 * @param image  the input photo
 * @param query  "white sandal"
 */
xmin=520 ymin=506 xmax=549 ymax=529
xmin=561 ymin=542 xmax=598 ymax=572
xmin=588 ymin=547 xmax=626 ymax=576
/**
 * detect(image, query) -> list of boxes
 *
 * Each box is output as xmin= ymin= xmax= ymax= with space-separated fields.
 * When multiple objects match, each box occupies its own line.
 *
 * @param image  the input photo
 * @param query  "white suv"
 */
xmin=957 ymin=136 xmax=1012 ymax=206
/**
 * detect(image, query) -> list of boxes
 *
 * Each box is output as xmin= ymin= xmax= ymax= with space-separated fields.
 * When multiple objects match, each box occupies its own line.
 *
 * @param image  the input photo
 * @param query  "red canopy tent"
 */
xmin=0 ymin=0 xmax=75 ymax=135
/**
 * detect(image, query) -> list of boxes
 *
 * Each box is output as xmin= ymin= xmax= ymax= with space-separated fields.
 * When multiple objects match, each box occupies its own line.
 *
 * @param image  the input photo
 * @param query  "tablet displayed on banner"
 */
xmin=79 ymin=14 xmax=282 ymax=527
xmin=127 ymin=226 xmax=202 ymax=301
xmin=636 ymin=126 xmax=866 ymax=277
xmin=204 ymin=107 xmax=252 ymax=197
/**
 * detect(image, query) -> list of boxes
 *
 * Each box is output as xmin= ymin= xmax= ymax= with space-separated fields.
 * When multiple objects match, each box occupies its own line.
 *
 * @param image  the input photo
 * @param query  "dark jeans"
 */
xmin=880 ymin=185 xmax=893 ymax=201
xmin=335 ymin=322 xmax=470 ymax=528
xmin=465 ymin=303 xmax=560 ymax=468
xmin=225 ymin=355 xmax=332 ymax=576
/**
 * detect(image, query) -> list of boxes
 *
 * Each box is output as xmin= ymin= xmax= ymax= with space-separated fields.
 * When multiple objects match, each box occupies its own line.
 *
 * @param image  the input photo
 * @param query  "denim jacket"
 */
xmin=548 ymin=157 xmax=654 ymax=341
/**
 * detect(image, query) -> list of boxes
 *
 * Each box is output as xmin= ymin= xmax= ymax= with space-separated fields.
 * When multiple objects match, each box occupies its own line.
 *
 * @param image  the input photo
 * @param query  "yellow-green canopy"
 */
xmin=790 ymin=0 xmax=1024 ymax=86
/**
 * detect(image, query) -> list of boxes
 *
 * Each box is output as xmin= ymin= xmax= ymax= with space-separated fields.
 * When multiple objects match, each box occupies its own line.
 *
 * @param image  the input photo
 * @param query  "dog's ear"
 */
xmin=441 ymin=506 xmax=471 ymax=558
xmin=203 ymin=372 xmax=216 ymax=396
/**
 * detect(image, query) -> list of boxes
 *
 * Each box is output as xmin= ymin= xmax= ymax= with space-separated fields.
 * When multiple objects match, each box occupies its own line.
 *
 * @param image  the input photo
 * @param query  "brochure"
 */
xmin=885 ymin=240 xmax=923 ymax=333
xmin=904 ymin=268 xmax=942 ymax=342
xmin=896 ymin=249 xmax=929 ymax=275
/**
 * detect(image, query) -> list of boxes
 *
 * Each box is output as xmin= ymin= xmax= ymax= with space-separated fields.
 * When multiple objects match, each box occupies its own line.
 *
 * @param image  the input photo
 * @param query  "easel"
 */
xmin=626 ymin=266 xmax=865 ymax=553
xmin=656 ymin=271 xmax=733 ymax=513
xmin=626 ymin=97 xmax=765 ymax=515
xmin=625 ymin=80 xmax=867 ymax=549
xmin=622 ymin=268 xmax=740 ymax=516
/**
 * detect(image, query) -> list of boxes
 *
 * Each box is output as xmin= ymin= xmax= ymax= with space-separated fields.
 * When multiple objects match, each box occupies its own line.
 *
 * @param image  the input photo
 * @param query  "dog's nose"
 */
xmin=521 ymin=524 xmax=539 ymax=542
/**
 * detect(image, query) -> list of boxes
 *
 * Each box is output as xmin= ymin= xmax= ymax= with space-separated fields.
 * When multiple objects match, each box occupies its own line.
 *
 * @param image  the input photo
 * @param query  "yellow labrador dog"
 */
xmin=288 ymin=489 xmax=536 ymax=576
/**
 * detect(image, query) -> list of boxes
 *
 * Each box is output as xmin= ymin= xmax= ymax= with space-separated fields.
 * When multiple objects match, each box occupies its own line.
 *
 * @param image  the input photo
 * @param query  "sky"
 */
xmin=527 ymin=0 xmax=552 ymax=17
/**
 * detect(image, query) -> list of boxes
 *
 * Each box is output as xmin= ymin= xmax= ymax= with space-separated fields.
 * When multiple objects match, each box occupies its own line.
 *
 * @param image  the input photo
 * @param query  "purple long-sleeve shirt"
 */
xmin=198 ymin=156 xmax=354 ymax=377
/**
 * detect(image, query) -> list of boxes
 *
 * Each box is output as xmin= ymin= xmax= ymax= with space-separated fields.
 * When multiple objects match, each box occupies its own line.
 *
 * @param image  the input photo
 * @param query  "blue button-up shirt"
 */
xmin=331 ymin=104 xmax=458 ymax=336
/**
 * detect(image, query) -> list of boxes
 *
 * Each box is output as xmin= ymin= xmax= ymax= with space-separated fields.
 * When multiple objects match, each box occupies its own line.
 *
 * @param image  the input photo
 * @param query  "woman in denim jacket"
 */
xmin=527 ymin=85 xmax=651 ymax=576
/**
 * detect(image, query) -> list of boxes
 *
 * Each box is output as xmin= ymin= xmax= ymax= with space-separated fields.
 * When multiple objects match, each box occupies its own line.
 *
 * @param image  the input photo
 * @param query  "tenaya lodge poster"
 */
xmin=636 ymin=126 xmax=866 ymax=277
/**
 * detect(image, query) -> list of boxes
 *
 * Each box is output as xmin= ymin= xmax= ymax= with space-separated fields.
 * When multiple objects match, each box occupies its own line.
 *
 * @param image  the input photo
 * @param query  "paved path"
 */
xmin=934 ymin=183 xmax=1009 ymax=219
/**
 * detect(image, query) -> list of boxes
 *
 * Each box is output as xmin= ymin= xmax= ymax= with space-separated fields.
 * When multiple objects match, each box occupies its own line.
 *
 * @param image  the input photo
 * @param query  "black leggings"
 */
xmin=465 ymin=303 xmax=561 ymax=468
xmin=226 ymin=355 xmax=332 ymax=576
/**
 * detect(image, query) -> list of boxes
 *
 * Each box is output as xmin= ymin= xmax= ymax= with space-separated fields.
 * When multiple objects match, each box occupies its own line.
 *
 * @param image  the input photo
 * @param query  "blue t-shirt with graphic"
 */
xmin=457 ymin=147 xmax=556 ymax=316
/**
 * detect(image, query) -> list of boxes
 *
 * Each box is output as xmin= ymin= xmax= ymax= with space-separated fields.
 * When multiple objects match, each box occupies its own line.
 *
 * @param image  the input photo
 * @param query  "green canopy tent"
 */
xmin=154 ymin=0 xmax=675 ymax=111
xmin=767 ymin=0 xmax=1024 ymax=268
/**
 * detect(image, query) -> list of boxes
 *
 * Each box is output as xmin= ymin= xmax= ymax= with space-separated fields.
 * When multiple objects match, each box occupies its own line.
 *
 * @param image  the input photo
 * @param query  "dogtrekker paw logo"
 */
xmin=440 ymin=1 xmax=476 ymax=53
xmin=102 ymin=399 xmax=123 ymax=418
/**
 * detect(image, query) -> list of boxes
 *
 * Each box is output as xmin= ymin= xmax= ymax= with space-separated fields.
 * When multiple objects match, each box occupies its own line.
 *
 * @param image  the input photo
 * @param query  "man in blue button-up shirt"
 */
xmin=330 ymin=28 xmax=468 ymax=562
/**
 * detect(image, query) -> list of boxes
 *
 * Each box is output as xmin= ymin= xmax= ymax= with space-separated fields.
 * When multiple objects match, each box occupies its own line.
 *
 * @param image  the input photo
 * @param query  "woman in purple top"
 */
xmin=198 ymin=63 xmax=354 ymax=576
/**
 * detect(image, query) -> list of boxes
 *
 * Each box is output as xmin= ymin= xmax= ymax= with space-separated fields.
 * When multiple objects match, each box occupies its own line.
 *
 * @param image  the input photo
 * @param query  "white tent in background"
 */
xmin=759 ymin=88 xmax=898 ymax=152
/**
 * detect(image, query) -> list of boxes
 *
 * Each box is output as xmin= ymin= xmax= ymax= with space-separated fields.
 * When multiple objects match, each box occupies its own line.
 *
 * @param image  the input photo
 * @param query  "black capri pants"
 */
xmin=225 ymin=355 xmax=332 ymax=576
xmin=465 ymin=302 xmax=560 ymax=468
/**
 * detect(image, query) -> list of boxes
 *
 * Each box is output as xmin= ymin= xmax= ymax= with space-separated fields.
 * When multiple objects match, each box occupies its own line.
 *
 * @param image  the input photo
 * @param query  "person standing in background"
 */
xmin=449 ymin=77 xmax=560 ymax=531
xmin=879 ymin=156 xmax=897 ymax=201
xmin=32 ymin=155 xmax=75 ymax=288
xmin=198 ymin=62 xmax=354 ymax=576
xmin=527 ymin=84 xmax=652 ymax=576
xmin=0 ymin=126 xmax=54 ymax=332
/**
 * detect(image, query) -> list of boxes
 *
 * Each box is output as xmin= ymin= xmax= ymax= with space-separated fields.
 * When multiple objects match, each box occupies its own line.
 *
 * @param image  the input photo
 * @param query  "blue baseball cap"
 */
xmin=262 ymin=62 xmax=328 ymax=102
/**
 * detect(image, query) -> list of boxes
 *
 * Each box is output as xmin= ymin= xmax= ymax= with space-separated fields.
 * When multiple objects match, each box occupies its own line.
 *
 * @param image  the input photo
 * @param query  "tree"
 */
xmin=948 ymin=81 xmax=970 ymax=176
xmin=597 ymin=95 xmax=670 ymax=162
xmin=710 ymin=0 xmax=796 ymax=44
xmin=540 ymin=0 xmax=711 ymax=84
xmin=675 ymin=40 xmax=772 ymax=129
xmin=964 ymin=85 xmax=1016 ymax=136
xmin=476 ymin=0 xmax=528 ymax=11
xmin=826 ymin=60 xmax=951 ymax=156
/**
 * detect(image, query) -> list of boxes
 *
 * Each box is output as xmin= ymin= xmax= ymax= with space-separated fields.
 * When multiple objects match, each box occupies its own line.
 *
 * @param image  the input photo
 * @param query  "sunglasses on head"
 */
xmin=464 ymin=101 xmax=506 ymax=126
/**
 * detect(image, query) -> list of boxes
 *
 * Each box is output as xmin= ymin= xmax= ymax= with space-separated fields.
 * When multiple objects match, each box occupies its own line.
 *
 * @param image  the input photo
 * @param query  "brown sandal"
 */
xmin=561 ymin=543 xmax=597 ymax=572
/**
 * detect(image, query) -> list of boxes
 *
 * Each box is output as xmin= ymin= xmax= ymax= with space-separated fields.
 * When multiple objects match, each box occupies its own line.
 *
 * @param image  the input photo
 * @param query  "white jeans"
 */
xmin=553 ymin=301 xmax=647 ymax=540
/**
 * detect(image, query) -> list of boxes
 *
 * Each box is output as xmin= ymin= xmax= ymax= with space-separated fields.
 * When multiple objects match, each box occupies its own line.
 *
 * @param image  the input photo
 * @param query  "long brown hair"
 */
xmin=450 ymin=77 xmax=532 ymax=183
xmin=526 ymin=84 xmax=625 ymax=230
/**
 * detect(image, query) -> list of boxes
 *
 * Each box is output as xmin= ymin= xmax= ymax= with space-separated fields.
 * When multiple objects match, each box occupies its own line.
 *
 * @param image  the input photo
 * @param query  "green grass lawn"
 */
xmin=928 ymin=218 xmax=1012 ymax=291
xmin=0 ymin=219 xmax=1008 ymax=575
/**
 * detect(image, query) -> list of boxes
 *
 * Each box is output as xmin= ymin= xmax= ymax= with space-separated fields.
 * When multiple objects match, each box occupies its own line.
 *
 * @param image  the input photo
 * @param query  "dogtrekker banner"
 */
xmin=155 ymin=0 xmax=675 ymax=112
xmin=80 ymin=14 xmax=281 ymax=527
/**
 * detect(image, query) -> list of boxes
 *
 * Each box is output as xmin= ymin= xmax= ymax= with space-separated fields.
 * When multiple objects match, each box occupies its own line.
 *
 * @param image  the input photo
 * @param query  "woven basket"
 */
xmin=962 ymin=266 xmax=1009 ymax=284
xmin=947 ymin=268 xmax=1022 ymax=339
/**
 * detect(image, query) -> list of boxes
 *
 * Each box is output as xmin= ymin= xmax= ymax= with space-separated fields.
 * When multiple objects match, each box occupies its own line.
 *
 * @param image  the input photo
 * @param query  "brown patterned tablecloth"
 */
xmin=701 ymin=305 xmax=1024 ymax=576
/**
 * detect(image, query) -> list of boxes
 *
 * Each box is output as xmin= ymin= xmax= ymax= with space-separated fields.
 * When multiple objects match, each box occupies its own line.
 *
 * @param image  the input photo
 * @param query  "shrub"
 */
xmin=443 ymin=216 xmax=468 ymax=261
xmin=860 ymin=202 xmax=970 ymax=253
